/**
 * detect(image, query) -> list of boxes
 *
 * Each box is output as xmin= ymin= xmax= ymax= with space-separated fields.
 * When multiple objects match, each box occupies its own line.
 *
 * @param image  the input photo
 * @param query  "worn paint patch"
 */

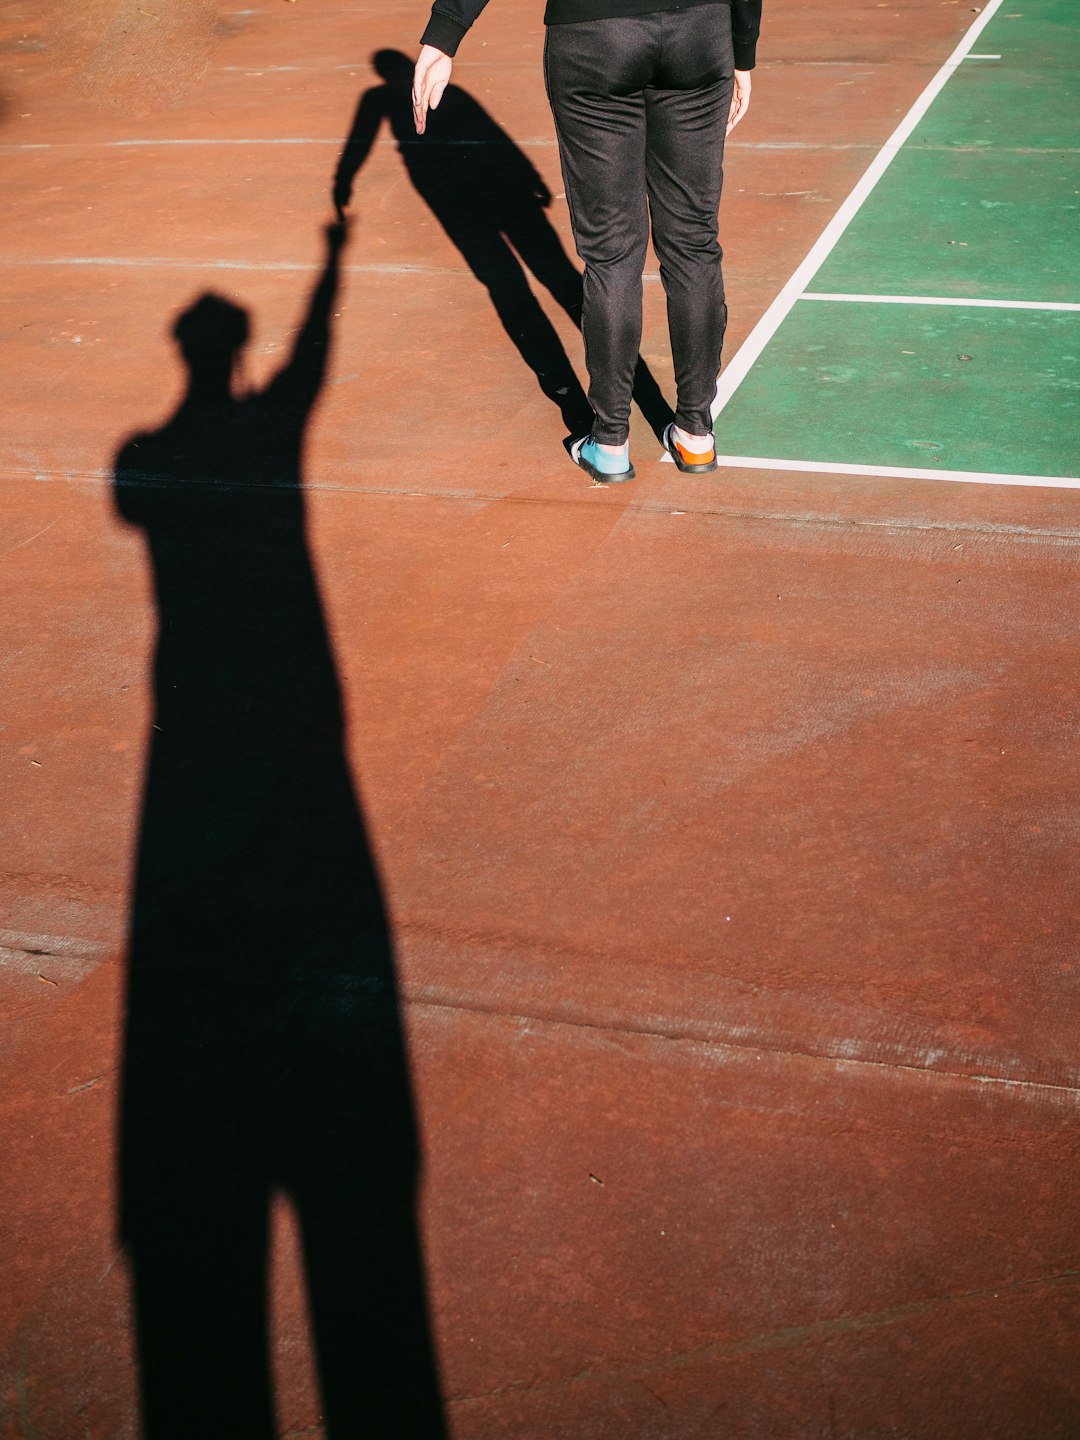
xmin=78 ymin=0 xmax=219 ymax=115
xmin=0 ymin=928 xmax=110 ymax=982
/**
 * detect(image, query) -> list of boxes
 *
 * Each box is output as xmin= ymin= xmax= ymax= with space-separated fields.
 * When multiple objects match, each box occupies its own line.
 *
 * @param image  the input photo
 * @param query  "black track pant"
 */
xmin=544 ymin=5 xmax=735 ymax=445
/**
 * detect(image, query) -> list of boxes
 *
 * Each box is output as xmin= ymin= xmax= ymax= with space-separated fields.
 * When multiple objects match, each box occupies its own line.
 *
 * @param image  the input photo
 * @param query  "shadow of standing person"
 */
xmin=334 ymin=48 xmax=673 ymax=441
xmin=114 ymin=221 xmax=447 ymax=1439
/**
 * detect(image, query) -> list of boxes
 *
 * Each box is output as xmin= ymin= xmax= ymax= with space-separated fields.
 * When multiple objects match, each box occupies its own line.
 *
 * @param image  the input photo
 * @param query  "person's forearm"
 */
xmin=420 ymin=0 xmax=493 ymax=57
xmin=731 ymin=0 xmax=762 ymax=71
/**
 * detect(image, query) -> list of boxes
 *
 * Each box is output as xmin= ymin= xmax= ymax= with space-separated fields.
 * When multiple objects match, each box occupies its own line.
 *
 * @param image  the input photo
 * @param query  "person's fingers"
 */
xmin=412 ymin=59 xmax=432 ymax=133
xmin=726 ymin=80 xmax=751 ymax=135
xmin=413 ymin=49 xmax=452 ymax=134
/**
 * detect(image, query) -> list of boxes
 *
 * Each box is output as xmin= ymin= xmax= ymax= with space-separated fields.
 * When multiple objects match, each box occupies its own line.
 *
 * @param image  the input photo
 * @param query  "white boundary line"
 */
xmin=802 ymin=292 xmax=1080 ymax=313
xmin=711 ymin=455 xmax=1080 ymax=491
xmin=711 ymin=0 xmax=1009 ymax=421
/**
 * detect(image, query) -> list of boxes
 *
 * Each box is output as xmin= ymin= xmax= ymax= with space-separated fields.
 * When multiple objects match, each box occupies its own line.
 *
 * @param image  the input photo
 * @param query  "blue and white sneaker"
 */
xmin=570 ymin=435 xmax=635 ymax=484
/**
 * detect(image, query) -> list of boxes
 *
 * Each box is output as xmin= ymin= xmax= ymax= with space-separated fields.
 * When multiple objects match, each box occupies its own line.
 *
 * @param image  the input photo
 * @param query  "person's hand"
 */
xmin=727 ymin=69 xmax=751 ymax=135
xmin=326 ymin=216 xmax=350 ymax=253
xmin=412 ymin=45 xmax=453 ymax=135
xmin=332 ymin=179 xmax=350 ymax=223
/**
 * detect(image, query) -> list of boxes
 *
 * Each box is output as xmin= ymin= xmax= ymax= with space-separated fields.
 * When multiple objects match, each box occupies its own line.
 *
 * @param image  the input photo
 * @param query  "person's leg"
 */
xmin=127 ymin=1194 xmax=276 ymax=1439
xmin=645 ymin=7 xmax=735 ymax=448
xmin=543 ymin=17 xmax=657 ymax=448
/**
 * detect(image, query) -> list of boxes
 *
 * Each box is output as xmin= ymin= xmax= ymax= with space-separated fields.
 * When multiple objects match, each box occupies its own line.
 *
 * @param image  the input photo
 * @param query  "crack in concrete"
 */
xmin=0 ymin=929 xmax=113 ymax=981
xmin=6 ymin=918 xmax=1071 ymax=1099
xmin=404 ymin=987 xmax=1080 ymax=1103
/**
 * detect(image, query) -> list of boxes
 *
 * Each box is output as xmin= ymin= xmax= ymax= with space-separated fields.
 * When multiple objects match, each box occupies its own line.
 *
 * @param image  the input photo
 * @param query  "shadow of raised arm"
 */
xmin=333 ymin=86 xmax=386 ymax=219
xmin=263 ymin=220 xmax=350 ymax=417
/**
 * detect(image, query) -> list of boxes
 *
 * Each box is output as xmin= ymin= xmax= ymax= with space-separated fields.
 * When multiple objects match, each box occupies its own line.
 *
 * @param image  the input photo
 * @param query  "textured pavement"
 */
xmin=3 ymin=2 xmax=1079 ymax=1437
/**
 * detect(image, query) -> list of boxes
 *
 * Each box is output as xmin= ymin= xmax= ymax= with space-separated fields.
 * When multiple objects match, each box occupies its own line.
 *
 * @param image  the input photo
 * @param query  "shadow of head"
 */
xmin=173 ymin=293 xmax=250 ymax=388
xmin=372 ymin=48 xmax=413 ymax=88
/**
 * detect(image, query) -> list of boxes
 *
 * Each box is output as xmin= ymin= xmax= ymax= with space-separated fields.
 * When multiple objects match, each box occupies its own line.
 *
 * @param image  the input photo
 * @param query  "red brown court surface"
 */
xmin=2 ymin=1 xmax=1079 ymax=1437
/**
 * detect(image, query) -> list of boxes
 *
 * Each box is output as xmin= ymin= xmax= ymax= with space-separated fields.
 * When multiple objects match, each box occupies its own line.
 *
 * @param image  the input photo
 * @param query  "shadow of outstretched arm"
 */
xmin=264 ymin=219 xmax=350 ymax=418
xmin=332 ymin=56 xmax=674 ymax=442
xmin=333 ymin=87 xmax=386 ymax=219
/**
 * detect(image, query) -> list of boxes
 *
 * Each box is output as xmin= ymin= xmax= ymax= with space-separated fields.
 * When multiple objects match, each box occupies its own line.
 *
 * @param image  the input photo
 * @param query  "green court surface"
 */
xmin=715 ymin=0 xmax=1080 ymax=483
xmin=717 ymin=301 xmax=1079 ymax=477
xmin=809 ymin=151 xmax=1080 ymax=303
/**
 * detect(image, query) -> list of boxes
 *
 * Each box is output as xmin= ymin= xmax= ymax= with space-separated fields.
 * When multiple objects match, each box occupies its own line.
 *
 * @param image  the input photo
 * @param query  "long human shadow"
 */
xmin=334 ymin=48 xmax=674 ymax=440
xmin=113 ymin=221 xmax=446 ymax=1439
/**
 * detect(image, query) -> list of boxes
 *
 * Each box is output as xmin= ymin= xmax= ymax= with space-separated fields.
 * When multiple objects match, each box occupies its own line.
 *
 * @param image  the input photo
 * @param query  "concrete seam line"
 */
xmin=9 ymin=467 xmax=1080 ymax=541
xmin=403 ymin=993 xmax=1080 ymax=1102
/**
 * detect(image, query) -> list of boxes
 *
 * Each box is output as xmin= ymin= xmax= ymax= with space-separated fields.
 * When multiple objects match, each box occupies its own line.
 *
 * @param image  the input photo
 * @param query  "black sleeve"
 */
xmin=731 ymin=0 xmax=761 ymax=70
xmin=421 ymin=0 xmax=760 ymax=68
xmin=420 ymin=0 xmax=494 ymax=57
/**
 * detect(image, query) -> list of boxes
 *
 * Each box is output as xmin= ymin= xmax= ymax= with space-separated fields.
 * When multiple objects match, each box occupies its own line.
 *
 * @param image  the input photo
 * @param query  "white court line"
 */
xmin=801 ymin=293 xmax=1080 ymax=313
xmin=711 ymin=456 xmax=1080 ymax=490
xmin=0 ymin=255 xmax=466 ymax=277
xmin=711 ymin=0 xmax=1010 ymax=422
xmin=0 ymin=137 xmax=549 ymax=150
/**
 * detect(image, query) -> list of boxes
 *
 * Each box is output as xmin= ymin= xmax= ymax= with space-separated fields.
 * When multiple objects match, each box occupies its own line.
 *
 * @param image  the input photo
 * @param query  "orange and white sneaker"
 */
xmin=663 ymin=423 xmax=718 ymax=474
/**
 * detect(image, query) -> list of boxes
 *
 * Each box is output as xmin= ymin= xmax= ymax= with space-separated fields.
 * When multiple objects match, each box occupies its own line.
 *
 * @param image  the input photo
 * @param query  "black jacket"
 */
xmin=422 ymin=0 xmax=762 ymax=72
